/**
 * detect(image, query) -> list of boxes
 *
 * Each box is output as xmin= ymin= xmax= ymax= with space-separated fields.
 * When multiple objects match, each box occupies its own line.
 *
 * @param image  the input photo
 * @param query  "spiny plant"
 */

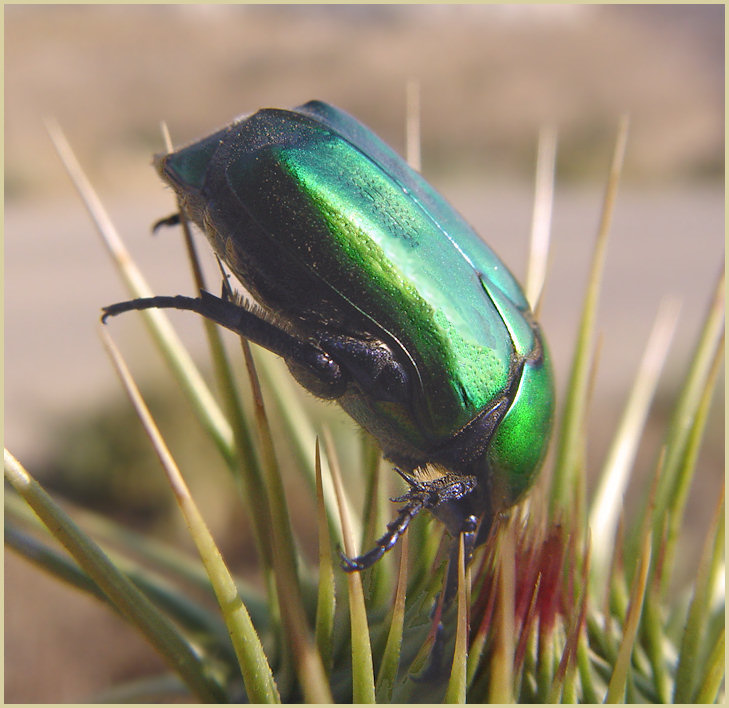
xmin=6 ymin=101 xmax=724 ymax=702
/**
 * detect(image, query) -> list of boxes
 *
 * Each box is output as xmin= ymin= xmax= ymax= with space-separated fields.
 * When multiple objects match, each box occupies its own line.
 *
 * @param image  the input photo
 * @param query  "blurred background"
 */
xmin=5 ymin=4 xmax=724 ymax=701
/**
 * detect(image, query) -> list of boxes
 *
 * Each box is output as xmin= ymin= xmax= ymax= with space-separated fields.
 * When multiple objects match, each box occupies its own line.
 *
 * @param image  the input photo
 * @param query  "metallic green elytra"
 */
xmin=103 ymin=100 xmax=554 ymax=571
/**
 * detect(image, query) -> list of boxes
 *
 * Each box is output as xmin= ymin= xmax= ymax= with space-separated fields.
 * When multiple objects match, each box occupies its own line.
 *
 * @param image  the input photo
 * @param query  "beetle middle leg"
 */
xmin=339 ymin=469 xmax=477 ymax=571
xmin=102 ymin=290 xmax=348 ymax=396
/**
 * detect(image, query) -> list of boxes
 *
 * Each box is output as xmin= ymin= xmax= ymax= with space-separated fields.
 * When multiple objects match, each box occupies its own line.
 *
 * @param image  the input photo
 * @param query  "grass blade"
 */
xmin=239 ymin=341 xmax=332 ymax=704
xmin=489 ymin=522 xmax=516 ymax=703
xmin=589 ymin=298 xmax=680 ymax=589
xmin=551 ymin=115 xmax=630 ymax=524
xmin=5 ymin=518 xmax=109 ymax=602
xmin=7 ymin=479 xmax=268 ymax=621
xmin=4 ymin=449 xmax=226 ymax=703
xmin=46 ymin=120 xmax=235 ymax=469
xmin=168 ymin=168 xmax=274 ymax=573
xmin=526 ymin=125 xmax=557 ymax=311
xmin=101 ymin=328 xmax=280 ymax=703
xmin=444 ymin=532 xmax=469 ymax=703
xmin=661 ymin=334 xmax=724 ymax=593
xmin=326 ymin=429 xmax=376 ymax=703
xmin=604 ymin=528 xmax=651 ymax=702
xmin=693 ymin=628 xmax=725 ymax=703
xmin=88 ymin=674 xmax=189 ymax=703
xmin=361 ymin=450 xmax=395 ymax=609
xmin=640 ymin=543 xmax=672 ymax=702
xmin=405 ymin=78 xmax=422 ymax=172
xmin=646 ymin=270 xmax=724 ymax=576
xmin=549 ymin=539 xmax=589 ymax=702
xmin=256 ymin=353 xmax=355 ymax=545
xmin=314 ymin=439 xmax=336 ymax=675
xmin=5 ymin=507 xmax=235 ymax=649
xmin=674 ymin=487 xmax=724 ymax=703
xmin=375 ymin=527 xmax=408 ymax=703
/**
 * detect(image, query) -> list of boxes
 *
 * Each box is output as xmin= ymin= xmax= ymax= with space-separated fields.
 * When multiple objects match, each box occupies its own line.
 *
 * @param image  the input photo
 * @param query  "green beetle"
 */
xmin=103 ymin=100 xmax=554 ymax=571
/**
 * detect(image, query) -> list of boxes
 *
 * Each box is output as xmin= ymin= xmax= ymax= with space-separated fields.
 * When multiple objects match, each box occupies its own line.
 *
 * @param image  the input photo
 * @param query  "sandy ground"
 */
xmin=4 ymin=5 xmax=724 ymax=702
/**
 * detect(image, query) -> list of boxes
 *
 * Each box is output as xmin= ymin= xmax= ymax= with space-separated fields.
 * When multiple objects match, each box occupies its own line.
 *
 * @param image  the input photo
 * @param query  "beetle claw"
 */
xmin=152 ymin=212 xmax=181 ymax=233
xmin=338 ymin=545 xmax=385 ymax=572
xmin=338 ymin=548 xmax=364 ymax=572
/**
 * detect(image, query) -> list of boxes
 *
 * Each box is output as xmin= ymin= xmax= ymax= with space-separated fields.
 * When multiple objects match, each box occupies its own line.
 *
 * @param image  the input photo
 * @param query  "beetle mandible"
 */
xmin=102 ymin=100 xmax=554 ymax=572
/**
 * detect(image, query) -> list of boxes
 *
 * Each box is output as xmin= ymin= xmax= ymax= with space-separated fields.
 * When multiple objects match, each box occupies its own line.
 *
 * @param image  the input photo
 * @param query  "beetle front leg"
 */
xmin=339 ymin=494 xmax=426 ymax=571
xmin=102 ymin=291 xmax=347 ymax=397
xmin=339 ymin=470 xmax=477 ymax=571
